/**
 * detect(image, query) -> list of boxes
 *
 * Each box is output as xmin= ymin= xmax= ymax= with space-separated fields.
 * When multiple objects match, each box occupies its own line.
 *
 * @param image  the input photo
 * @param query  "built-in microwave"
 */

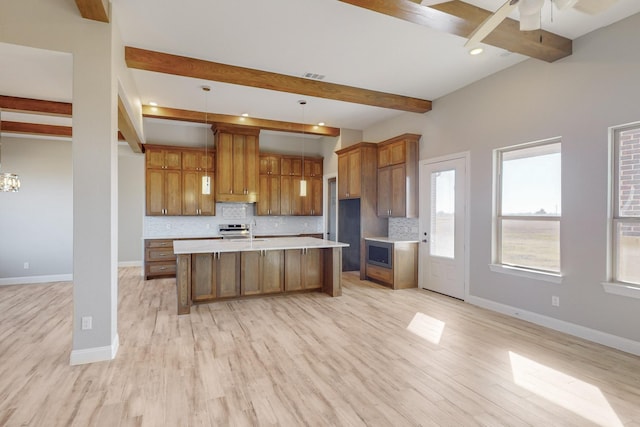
xmin=365 ymin=240 xmax=393 ymax=269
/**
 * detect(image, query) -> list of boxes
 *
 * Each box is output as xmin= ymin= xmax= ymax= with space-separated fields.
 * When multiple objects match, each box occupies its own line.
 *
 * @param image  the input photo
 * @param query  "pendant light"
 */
xmin=0 ymin=108 xmax=21 ymax=192
xmin=299 ymin=100 xmax=307 ymax=197
xmin=201 ymin=86 xmax=211 ymax=195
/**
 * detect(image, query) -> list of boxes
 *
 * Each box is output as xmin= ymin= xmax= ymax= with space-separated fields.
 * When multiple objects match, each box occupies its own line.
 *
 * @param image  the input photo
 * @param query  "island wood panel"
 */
xmin=217 ymin=252 xmax=241 ymax=298
xmin=192 ymin=253 xmax=216 ymax=301
xmin=176 ymin=254 xmax=191 ymax=315
xmin=240 ymin=250 xmax=284 ymax=295
xmin=284 ymin=248 xmax=323 ymax=291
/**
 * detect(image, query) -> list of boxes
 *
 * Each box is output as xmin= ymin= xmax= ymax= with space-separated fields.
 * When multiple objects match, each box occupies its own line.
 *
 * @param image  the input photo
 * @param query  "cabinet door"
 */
xmin=217 ymin=252 xmax=240 ymax=298
xmin=165 ymin=170 xmax=182 ymax=216
xmin=282 ymin=157 xmax=302 ymax=176
xmin=284 ymin=249 xmax=303 ymax=291
xmin=192 ymin=253 xmax=215 ymax=301
xmin=280 ymin=175 xmax=293 ymax=215
xmin=146 ymin=169 xmax=165 ymax=215
xmin=390 ymin=163 xmax=407 ymax=217
xmin=199 ymin=172 xmax=215 ymax=216
xmin=182 ymin=170 xmax=199 ymax=216
xmin=216 ymin=133 xmax=234 ymax=197
xmin=241 ymin=251 xmax=262 ymax=295
xmin=377 ymin=166 xmax=392 ymax=217
xmin=146 ymin=149 xmax=166 ymax=169
xmin=337 ymin=154 xmax=349 ymax=200
xmin=182 ymin=151 xmax=200 ymax=171
xmin=165 ymin=150 xmax=182 ymax=170
xmin=310 ymin=177 xmax=323 ymax=216
xmin=232 ymin=134 xmax=247 ymax=197
xmin=347 ymin=150 xmax=361 ymax=198
xmin=257 ymin=175 xmax=270 ymax=216
xmin=262 ymin=250 xmax=284 ymax=294
xmin=304 ymin=249 xmax=323 ymax=290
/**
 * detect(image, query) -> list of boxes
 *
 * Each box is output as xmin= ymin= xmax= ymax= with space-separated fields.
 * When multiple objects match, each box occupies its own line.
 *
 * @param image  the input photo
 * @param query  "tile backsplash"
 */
xmin=388 ymin=217 xmax=419 ymax=241
xmin=144 ymin=203 xmax=323 ymax=238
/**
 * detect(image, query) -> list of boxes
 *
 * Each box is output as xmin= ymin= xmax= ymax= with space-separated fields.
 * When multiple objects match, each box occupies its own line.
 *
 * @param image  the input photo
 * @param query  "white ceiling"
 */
xmin=2 ymin=0 xmax=640 ymax=143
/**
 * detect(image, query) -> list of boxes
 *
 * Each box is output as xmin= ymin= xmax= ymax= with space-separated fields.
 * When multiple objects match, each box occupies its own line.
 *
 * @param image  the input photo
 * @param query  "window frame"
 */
xmin=493 ymin=138 xmax=562 ymax=276
xmin=607 ymin=122 xmax=640 ymax=293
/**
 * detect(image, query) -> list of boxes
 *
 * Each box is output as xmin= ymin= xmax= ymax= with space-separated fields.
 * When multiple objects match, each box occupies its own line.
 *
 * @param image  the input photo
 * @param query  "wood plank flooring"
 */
xmin=1 ymin=267 xmax=639 ymax=426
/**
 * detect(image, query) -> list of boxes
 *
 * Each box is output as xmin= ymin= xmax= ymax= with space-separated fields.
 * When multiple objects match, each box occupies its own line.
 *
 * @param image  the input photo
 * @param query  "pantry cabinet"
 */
xmin=376 ymin=134 xmax=420 ymax=218
xmin=214 ymin=124 xmax=259 ymax=203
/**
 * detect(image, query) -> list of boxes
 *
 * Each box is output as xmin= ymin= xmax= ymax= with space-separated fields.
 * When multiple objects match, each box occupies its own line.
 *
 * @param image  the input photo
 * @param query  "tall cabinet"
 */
xmin=336 ymin=143 xmax=387 ymax=279
xmin=376 ymin=134 xmax=420 ymax=218
xmin=213 ymin=124 xmax=259 ymax=203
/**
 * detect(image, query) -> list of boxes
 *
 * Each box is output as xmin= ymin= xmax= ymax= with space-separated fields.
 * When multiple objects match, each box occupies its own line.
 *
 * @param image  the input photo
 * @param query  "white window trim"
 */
xmin=605 ymin=121 xmax=640 ymax=298
xmin=493 ymin=137 xmax=562 ymax=276
xmin=490 ymin=263 xmax=563 ymax=284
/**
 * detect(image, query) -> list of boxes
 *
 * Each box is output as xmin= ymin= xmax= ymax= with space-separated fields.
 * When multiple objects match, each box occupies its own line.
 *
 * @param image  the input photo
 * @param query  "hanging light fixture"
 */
xmin=0 ymin=108 xmax=21 ymax=192
xmin=299 ymin=100 xmax=307 ymax=197
xmin=201 ymin=86 xmax=211 ymax=195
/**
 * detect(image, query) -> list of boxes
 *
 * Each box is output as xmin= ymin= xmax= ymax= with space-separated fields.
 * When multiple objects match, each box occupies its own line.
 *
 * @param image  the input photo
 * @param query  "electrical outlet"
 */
xmin=552 ymin=296 xmax=560 ymax=307
xmin=23 ymin=262 xmax=29 ymax=269
xmin=81 ymin=316 xmax=92 ymax=330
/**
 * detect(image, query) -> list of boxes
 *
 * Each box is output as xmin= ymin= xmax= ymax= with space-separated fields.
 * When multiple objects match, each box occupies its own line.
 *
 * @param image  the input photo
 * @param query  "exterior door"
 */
xmin=419 ymin=155 xmax=467 ymax=299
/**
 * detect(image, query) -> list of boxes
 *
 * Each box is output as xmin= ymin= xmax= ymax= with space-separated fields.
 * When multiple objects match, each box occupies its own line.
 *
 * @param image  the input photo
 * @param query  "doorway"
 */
xmin=418 ymin=153 xmax=468 ymax=299
xmin=327 ymin=177 xmax=337 ymax=241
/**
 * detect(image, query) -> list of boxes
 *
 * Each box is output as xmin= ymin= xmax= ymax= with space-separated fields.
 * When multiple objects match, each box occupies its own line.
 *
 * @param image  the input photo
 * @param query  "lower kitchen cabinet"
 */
xmin=144 ymin=239 xmax=177 ymax=279
xmin=192 ymin=252 xmax=240 ymax=300
xmin=241 ymin=250 xmax=285 ymax=295
xmin=285 ymin=248 xmax=323 ymax=291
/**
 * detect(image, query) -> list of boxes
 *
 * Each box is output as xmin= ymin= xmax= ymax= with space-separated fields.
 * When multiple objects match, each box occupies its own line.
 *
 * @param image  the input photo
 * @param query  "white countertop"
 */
xmin=174 ymin=236 xmax=349 ymax=254
xmin=365 ymin=236 xmax=420 ymax=244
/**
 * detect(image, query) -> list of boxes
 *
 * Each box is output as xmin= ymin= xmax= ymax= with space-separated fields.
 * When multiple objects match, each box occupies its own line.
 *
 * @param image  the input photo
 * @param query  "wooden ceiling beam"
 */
xmin=74 ymin=0 xmax=109 ymax=23
xmin=338 ymin=0 xmax=572 ymax=63
xmin=0 ymin=95 xmax=72 ymax=117
xmin=142 ymin=105 xmax=341 ymax=138
xmin=1 ymin=121 xmax=72 ymax=138
xmin=118 ymin=96 xmax=144 ymax=153
xmin=126 ymin=47 xmax=432 ymax=114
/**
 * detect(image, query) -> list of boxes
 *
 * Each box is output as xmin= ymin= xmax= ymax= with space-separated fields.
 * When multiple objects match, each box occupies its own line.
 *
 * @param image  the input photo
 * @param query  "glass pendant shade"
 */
xmin=300 ymin=179 xmax=307 ymax=197
xmin=202 ymin=175 xmax=211 ymax=195
xmin=1 ymin=172 xmax=20 ymax=192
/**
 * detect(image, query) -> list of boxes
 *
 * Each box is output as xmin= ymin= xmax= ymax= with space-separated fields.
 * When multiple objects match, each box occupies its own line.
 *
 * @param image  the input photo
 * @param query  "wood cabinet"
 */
xmin=365 ymin=240 xmax=418 ymax=289
xmin=214 ymin=124 xmax=259 ymax=203
xmin=285 ymin=248 xmax=323 ymax=291
xmin=146 ymin=147 xmax=182 ymax=170
xmin=182 ymin=170 xmax=215 ymax=216
xmin=337 ymin=147 xmax=365 ymax=199
xmin=280 ymin=175 xmax=303 ymax=216
xmin=281 ymin=156 xmax=302 ymax=176
xmin=144 ymin=239 xmax=177 ymax=279
xmin=191 ymin=252 xmax=240 ymax=301
xmin=258 ymin=174 xmax=281 ymax=216
xmin=259 ymin=154 xmax=281 ymax=175
xmin=146 ymin=168 xmax=182 ymax=216
xmin=145 ymin=145 xmax=216 ymax=217
xmin=241 ymin=250 xmax=284 ymax=295
xmin=376 ymin=134 xmax=420 ymax=218
xmin=302 ymin=177 xmax=323 ymax=216
xmin=304 ymin=158 xmax=323 ymax=178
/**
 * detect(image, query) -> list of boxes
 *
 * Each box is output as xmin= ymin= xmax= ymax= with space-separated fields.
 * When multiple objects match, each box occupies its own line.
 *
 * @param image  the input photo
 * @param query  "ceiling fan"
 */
xmin=464 ymin=0 xmax=618 ymax=48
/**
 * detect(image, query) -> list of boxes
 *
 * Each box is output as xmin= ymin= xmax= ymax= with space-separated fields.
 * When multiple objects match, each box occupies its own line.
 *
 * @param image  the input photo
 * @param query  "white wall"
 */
xmin=364 ymin=13 xmax=640 ymax=346
xmin=0 ymin=136 xmax=72 ymax=282
xmin=118 ymin=145 xmax=144 ymax=264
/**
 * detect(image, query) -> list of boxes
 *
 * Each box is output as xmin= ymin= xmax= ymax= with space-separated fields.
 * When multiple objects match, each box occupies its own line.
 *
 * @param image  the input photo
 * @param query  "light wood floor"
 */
xmin=1 ymin=268 xmax=639 ymax=427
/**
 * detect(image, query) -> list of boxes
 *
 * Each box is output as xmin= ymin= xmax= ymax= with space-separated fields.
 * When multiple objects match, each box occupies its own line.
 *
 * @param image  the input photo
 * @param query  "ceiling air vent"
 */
xmin=302 ymin=72 xmax=325 ymax=80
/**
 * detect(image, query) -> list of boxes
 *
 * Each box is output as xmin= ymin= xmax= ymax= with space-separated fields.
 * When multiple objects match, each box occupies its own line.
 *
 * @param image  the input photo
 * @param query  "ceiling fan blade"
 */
xmin=573 ymin=0 xmax=617 ymax=15
xmin=518 ymin=0 xmax=544 ymax=31
xmin=465 ymin=0 xmax=519 ymax=48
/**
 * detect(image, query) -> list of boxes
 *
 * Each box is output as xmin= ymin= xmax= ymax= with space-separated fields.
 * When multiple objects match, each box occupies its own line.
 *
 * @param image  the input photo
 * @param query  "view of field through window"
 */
xmin=498 ymin=142 xmax=561 ymax=272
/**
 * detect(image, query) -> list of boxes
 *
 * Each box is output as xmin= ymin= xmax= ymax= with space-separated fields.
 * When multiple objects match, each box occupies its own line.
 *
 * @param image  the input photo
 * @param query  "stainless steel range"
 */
xmin=218 ymin=223 xmax=251 ymax=239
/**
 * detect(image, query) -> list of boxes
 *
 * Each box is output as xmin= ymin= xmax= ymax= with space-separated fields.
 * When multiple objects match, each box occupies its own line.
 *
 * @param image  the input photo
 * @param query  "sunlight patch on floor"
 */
xmin=508 ymin=351 xmax=623 ymax=427
xmin=406 ymin=312 xmax=445 ymax=344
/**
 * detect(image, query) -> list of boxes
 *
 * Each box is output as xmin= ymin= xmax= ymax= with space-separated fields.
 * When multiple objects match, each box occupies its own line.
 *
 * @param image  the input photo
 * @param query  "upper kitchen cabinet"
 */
xmin=182 ymin=150 xmax=214 ymax=172
xmin=336 ymin=143 xmax=377 ymax=200
xmin=213 ymin=124 xmax=259 ymax=203
xmin=376 ymin=134 xmax=420 ymax=218
xmin=146 ymin=168 xmax=182 ymax=216
xmin=146 ymin=146 xmax=182 ymax=170
xmin=281 ymin=156 xmax=302 ymax=177
xmin=259 ymin=154 xmax=281 ymax=175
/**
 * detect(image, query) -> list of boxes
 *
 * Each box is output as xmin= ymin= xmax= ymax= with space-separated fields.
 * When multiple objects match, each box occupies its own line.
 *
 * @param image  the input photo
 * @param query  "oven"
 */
xmin=365 ymin=240 xmax=393 ymax=269
xmin=218 ymin=223 xmax=251 ymax=239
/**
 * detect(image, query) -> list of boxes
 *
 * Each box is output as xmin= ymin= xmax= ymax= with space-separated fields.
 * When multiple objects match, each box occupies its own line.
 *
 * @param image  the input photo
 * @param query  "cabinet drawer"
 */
xmin=146 ymin=248 xmax=176 ymax=262
xmin=146 ymin=262 xmax=176 ymax=276
xmin=366 ymin=263 xmax=393 ymax=286
xmin=146 ymin=239 xmax=174 ymax=249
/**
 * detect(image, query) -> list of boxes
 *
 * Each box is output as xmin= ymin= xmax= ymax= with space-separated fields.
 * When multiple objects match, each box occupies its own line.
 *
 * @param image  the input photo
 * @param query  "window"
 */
xmin=611 ymin=123 xmax=640 ymax=286
xmin=495 ymin=140 xmax=561 ymax=274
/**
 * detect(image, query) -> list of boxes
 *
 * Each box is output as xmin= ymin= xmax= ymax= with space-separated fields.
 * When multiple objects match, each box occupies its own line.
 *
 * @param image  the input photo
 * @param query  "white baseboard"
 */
xmin=118 ymin=261 xmax=142 ymax=267
xmin=466 ymin=295 xmax=640 ymax=357
xmin=70 ymin=333 xmax=119 ymax=365
xmin=0 ymin=274 xmax=73 ymax=286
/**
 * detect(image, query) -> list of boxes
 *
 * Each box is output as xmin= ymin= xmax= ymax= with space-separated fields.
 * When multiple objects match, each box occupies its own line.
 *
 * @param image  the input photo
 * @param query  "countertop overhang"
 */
xmin=174 ymin=236 xmax=348 ymax=254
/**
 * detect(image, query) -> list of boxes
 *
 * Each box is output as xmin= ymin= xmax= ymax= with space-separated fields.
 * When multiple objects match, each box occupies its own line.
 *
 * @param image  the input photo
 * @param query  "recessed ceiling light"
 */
xmin=241 ymin=113 xmax=249 ymax=117
xmin=318 ymin=122 xmax=325 ymax=126
xmin=149 ymin=101 xmax=158 ymax=106
xmin=469 ymin=47 xmax=484 ymax=56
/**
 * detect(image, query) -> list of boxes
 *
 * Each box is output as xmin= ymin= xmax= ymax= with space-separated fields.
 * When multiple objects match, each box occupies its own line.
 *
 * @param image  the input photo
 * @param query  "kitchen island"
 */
xmin=173 ymin=237 xmax=348 ymax=314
